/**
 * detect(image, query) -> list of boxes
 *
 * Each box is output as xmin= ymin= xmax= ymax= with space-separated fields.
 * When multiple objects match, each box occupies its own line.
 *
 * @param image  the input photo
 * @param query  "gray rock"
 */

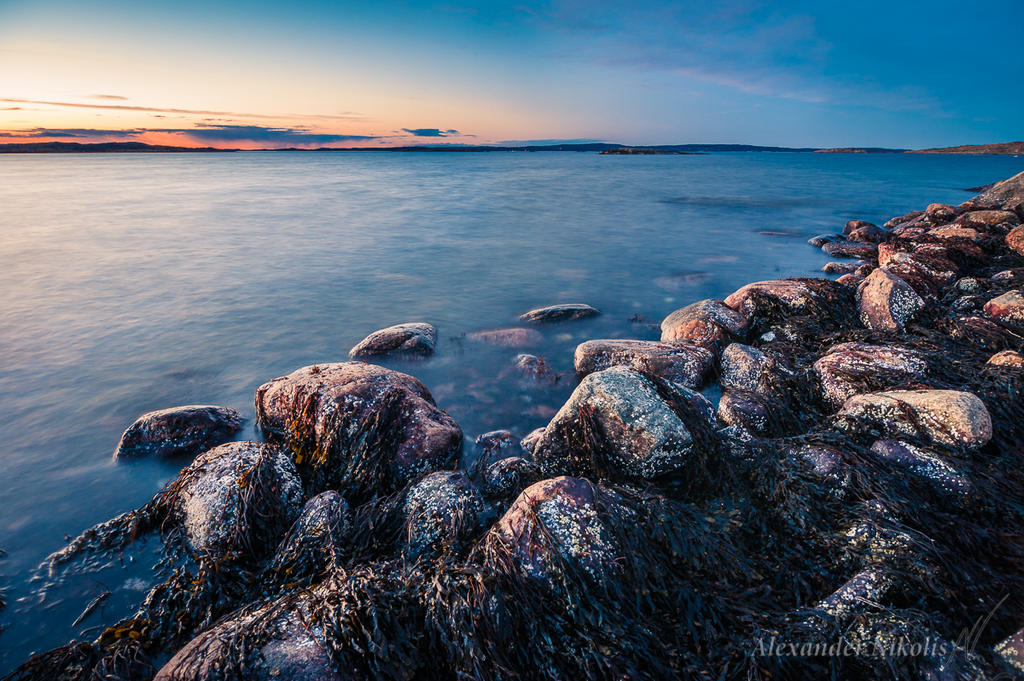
xmin=268 ymin=491 xmax=351 ymax=578
xmin=856 ymin=269 xmax=924 ymax=333
xmin=808 ymin=233 xmax=845 ymax=247
xmin=660 ymin=298 xmax=749 ymax=346
xmin=404 ymin=471 xmax=484 ymax=558
xmin=348 ymin=322 xmax=436 ymax=358
xmin=719 ymin=343 xmax=785 ymax=396
xmin=483 ymin=456 xmax=542 ymax=499
xmin=574 ymin=339 xmax=713 ymax=389
xmin=813 ymin=342 xmax=928 ymax=409
xmin=822 ymin=260 xmax=867 ymax=274
xmin=837 ymin=389 xmax=992 ymax=449
xmin=973 ymin=169 xmax=1024 ymax=207
xmin=113 ymin=405 xmax=242 ymax=460
xmin=983 ymin=289 xmax=1024 ymax=324
xmin=519 ymin=303 xmax=600 ymax=323
xmin=716 ymin=390 xmax=771 ymax=434
xmin=822 ymin=240 xmax=877 ymax=259
xmin=466 ymin=327 xmax=543 ymax=348
xmin=724 ymin=279 xmax=847 ymax=320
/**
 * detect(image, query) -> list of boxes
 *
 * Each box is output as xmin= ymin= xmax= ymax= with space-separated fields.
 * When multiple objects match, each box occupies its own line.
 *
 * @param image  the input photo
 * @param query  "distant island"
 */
xmin=2 ymin=140 xmax=1023 ymax=154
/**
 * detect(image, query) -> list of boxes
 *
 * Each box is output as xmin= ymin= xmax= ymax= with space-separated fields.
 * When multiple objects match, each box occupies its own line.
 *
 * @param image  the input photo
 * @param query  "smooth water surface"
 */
xmin=1 ymin=150 xmax=1021 ymax=667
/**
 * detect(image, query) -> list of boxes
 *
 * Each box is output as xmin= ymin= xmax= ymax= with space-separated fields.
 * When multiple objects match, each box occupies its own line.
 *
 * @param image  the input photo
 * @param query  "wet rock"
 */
xmin=974 ymin=169 xmax=1024 ymax=206
xmin=348 ymin=322 xmax=436 ymax=358
xmin=991 ymin=268 xmax=1024 ymax=286
xmin=255 ymin=362 xmax=462 ymax=492
xmin=511 ymin=353 xmax=560 ymax=385
xmin=483 ymin=456 xmax=542 ymax=500
xmin=930 ymin=225 xmax=983 ymax=242
xmin=808 ymin=233 xmax=845 ymax=247
xmin=533 ymin=366 xmax=714 ymax=480
xmin=988 ymin=350 xmax=1024 ymax=368
xmin=404 ymin=471 xmax=484 ymax=558
xmin=113 ymin=405 xmax=242 ymax=460
xmin=848 ymin=224 xmax=888 ymax=244
xmin=724 ymin=278 xmax=848 ymax=320
xmin=476 ymin=429 xmax=520 ymax=460
xmin=787 ymin=444 xmax=845 ymax=480
xmin=520 ymin=303 xmax=600 ymax=323
xmin=925 ymin=202 xmax=957 ymax=221
xmin=1007 ymin=225 xmax=1024 ymax=255
xmin=574 ymin=339 xmax=713 ymax=389
xmin=881 ymin=251 xmax=958 ymax=292
xmin=822 ymin=240 xmax=878 ymax=259
xmin=983 ymin=289 xmax=1024 ymax=324
xmin=995 ymin=627 xmax=1024 ymax=673
xmin=953 ymin=277 xmax=984 ymax=293
xmin=813 ymin=342 xmax=928 ymax=409
xmin=813 ymin=566 xmax=901 ymax=621
xmin=822 ymin=260 xmax=867 ymax=274
xmin=717 ymin=390 xmax=771 ymax=434
xmin=520 ymin=427 xmax=544 ymax=455
xmin=837 ymin=389 xmax=992 ymax=449
xmin=870 ymin=440 xmax=971 ymax=496
xmin=174 ymin=442 xmax=304 ymax=561
xmin=466 ymin=327 xmax=543 ymax=348
xmin=957 ymin=209 xmax=1019 ymax=228
xmin=268 ymin=491 xmax=351 ymax=578
xmin=720 ymin=343 xmax=786 ymax=396
xmin=844 ymin=219 xmax=878 ymax=235
xmin=884 ymin=210 xmax=924 ymax=229
xmin=484 ymin=476 xmax=620 ymax=585
xmin=659 ymin=298 xmax=749 ymax=346
xmin=856 ymin=269 xmax=925 ymax=333
xmin=836 ymin=273 xmax=864 ymax=287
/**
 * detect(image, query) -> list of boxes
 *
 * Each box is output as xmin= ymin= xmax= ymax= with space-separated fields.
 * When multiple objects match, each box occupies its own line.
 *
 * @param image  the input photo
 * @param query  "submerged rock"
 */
xmin=660 ymin=299 xmax=749 ymax=346
xmin=113 ymin=405 xmax=242 ymax=460
xmin=476 ymin=429 xmax=520 ymax=460
xmin=983 ymin=289 xmax=1024 ymax=324
xmin=988 ymin=350 xmax=1024 ymax=368
xmin=404 ymin=471 xmax=484 ymax=558
xmin=533 ymin=366 xmax=714 ymax=480
xmin=520 ymin=427 xmax=545 ymax=455
xmin=348 ymin=322 xmax=437 ymax=358
xmin=483 ymin=456 xmax=542 ymax=500
xmin=808 ymin=233 xmax=845 ymax=247
xmin=520 ymin=303 xmax=600 ymax=323
xmin=574 ymin=339 xmax=713 ymax=389
xmin=466 ymin=327 xmax=543 ymax=348
xmin=255 ymin=362 xmax=462 ymax=493
xmin=813 ymin=343 xmax=928 ymax=409
xmin=837 ymin=389 xmax=992 ymax=449
xmin=856 ymin=269 xmax=924 ymax=333
xmin=511 ymin=353 xmax=560 ymax=385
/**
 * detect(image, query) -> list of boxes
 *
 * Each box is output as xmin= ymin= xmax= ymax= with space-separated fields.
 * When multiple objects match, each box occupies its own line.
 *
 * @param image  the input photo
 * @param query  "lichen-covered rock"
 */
xmin=255 ymin=362 xmax=462 ymax=493
xmin=483 ymin=456 xmax=542 ymax=500
xmin=724 ymin=279 xmax=848 ymax=320
xmin=174 ymin=442 xmax=304 ymax=561
xmin=957 ymin=209 xmax=1019 ymax=228
xmin=476 ymin=429 xmax=519 ymax=460
xmin=519 ymin=303 xmax=600 ymax=323
xmin=996 ymin=627 xmax=1024 ymax=673
xmin=659 ymin=298 xmax=749 ymax=346
xmin=974 ymin=169 xmax=1024 ymax=207
xmin=533 ymin=366 xmax=714 ymax=480
xmin=925 ymin=202 xmax=957 ymax=221
xmin=404 ymin=471 xmax=484 ymax=558
xmin=988 ymin=350 xmax=1024 ymax=368
xmin=837 ymin=390 xmax=992 ymax=449
xmin=267 ymin=491 xmax=351 ymax=580
xmin=884 ymin=210 xmax=924 ymax=229
xmin=983 ymin=289 xmax=1024 ymax=324
xmin=719 ymin=343 xmax=786 ymax=396
xmin=348 ymin=322 xmax=437 ymax=358
xmin=113 ymin=405 xmax=242 ymax=460
xmin=574 ymin=339 xmax=713 ymax=389
xmin=930 ymin=225 xmax=982 ymax=242
xmin=881 ymin=251 xmax=958 ymax=292
xmin=836 ymin=273 xmax=865 ymax=287
xmin=1007 ymin=225 xmax=1024 ymax=256
xmin=510 ymin=353 xmax=560 ymax=385
xmin=822 ymin=240 xmax=878 ymax=259
xmin=520 ymin=427 xmax=545 ymax=455
xmin=717 ymin=390 xmax=771 ymax=434
xmin=869 ymin=440 xmax=971 ymax=496
xmin=482 ymin=477 xmax=620 ymax=586
xmin=813 ymin=343 xmax=928 ymax=408
xmin=856 ymin=269 xmax=924 ymax=333
xmin=466 ymin=327 xmax=543 ymax=347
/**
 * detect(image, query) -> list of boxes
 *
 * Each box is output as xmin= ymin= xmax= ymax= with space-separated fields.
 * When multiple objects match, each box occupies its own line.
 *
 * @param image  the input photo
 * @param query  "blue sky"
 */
xmin=0 ymin=0 xmax=1020 ymax=148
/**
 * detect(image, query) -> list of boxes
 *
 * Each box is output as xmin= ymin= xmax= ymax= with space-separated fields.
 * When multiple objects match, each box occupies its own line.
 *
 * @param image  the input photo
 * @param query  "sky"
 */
xmin=0 ymin=0 xmax=1021 ymax=149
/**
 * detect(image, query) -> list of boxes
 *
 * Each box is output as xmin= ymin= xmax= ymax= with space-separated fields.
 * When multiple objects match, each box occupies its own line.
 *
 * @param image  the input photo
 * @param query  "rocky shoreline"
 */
xmin=7 ymin=171 xmax=1024 ymax=680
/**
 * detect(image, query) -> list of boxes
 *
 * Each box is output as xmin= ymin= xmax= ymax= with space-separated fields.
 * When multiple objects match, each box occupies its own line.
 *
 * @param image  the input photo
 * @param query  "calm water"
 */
xmin=1 ymin=151 xmax=1021 ymax=666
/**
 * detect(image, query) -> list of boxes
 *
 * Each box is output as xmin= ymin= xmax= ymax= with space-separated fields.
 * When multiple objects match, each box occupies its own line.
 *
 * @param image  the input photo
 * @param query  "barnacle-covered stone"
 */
xmin=983 ymin=289 xmax=1024 ymax=324
xmin=813 ymin=343 xmax=928 ymax=409
xmin=717 ymin=390 xmax=771 ymax=435
xmin=268 ymin=491 xmax=350 ymax=578
xmin=988 ymin=350 xmax=1024 ymax=368
xmin=520 ymin=427 xmax=545 ymax=455
xmin=786 ymin=444 xmax=846 ymax=481
xmin=856 ymin=269 xmax=924 ymax=333
xmin=574 ymin=339 xmax=713 ymax=389
xmin=880 ymin=251 xmax=958 ymax=292
xmin=659 ymin=298 xmax=749 ymax=346
xmin=996 ymin=627 xmax=1024 ymax=673
xmin=1007 ymin=225 xmax=1024 ymax=256
xmin=837 ymin=389 xmax=992 ymax=449
xmin=719 ymin=343 xmax=788 ymax=396
xmin=255 ymin=362 xmax=462 ymax=491
xmin=483 ymin=456 xmax=542 ymax=500
xmin=533 ymin=366 xmax=714 ymax=480
xmin=813 ymin=566 xmax=901 ymax=621
xmin=348 ymin=322 xmax=436 ymax=358
xmin=476 ymin=429 xmax=519 ymax=460
xmin=404 ymin=471 xmax=484 ymax=558
xmin=956 ymin=209 xmax=1019 ymax=228
xmin=519 ymin=303 xmax=600 ymax=323
xmin=724 ymin=278 xmax=848 ymax=320
xmin=113 ymin=405 xmax=242 ymax=460
xmin=869 ymin=440 xmax=971 ymax=496
xmin=822 ymin=240 xmax=877 ymax=259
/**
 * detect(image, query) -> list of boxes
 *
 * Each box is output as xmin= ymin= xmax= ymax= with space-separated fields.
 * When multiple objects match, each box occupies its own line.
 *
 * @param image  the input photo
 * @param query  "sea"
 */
xmin=0 ymin=150 xmax=1021 ymax=668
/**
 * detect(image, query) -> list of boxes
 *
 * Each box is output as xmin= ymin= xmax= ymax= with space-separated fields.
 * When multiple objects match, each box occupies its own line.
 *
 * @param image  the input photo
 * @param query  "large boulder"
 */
xmin=956 ymin=209 xmax=1019 ymax=228
xmin=983 ymin=290 xmax=1024 ymax=324
xmin=856 ymin=269 xmax=924 ymax=333
xmin=660 ymin=299 xmax=749 ymax=346
xmin=173 ymin=442 xmax=304 ymax=561
xmin=404 ymin=471 xmax=485 ymax=558
xmin=837 ymin=390 xmax=992 ymax=449
xmin=724 ymin=279 xmax=848 ymax=320
xmin=574 ymin=339 xmax=713 ymax=389
xmin=533 ymin=366 xmax=714 ymax=480
xmin=113 ymin=405 xmax=242 ymax=460
xmin=520 ymin=303 xmax=600 ymax=323
xmin=348 ymin=322 xmax=436 ymax=358
xmin=880 ymin=251 xmax=958 ymax=292
xmin=255 ymin=362 xmax=462 ymax=493
xmin=813 ymin=343 xmax=928 ymax=409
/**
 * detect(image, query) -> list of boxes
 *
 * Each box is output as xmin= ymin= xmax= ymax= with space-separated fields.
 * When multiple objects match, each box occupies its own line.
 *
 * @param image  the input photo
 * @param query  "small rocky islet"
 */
xmin=10 ymin=171 xmax=1024 ymax=680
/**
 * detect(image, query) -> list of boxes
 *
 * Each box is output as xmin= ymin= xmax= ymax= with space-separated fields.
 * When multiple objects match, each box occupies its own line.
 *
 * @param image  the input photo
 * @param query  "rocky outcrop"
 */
xmin=837 ymin=389 xmax=992 ymax=449
xmin=856 ymin=269 xmax=924 ymax=333
xmin=113 ymin=405 xmax=242 ymax=460
xmin=660 ymin=299 xmax=748 ymax=346
xmin=813 ymin=343 xmax=928 ymax=408
xmin=349 ymin=322 xmax=437 ymax=358
xmin=466 ymin=327 xmax=543 ymax=347
xmin=983 ymin=290 xmax=1024 ymax=324
xmin=974 ymin=169 xmax=1024 ymax=206
xmin=520 ymin=303 xmax=600 ymax=323
xmin=574 ymin=339 xmax=713 ymax=389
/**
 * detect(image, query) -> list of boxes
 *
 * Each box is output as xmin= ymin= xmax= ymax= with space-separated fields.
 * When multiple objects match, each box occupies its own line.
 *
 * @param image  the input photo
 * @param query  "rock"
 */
xmin=483 ymin=456 xmax=542 ymax=499
xmin=466 ymin=327 xmax=543 ymax=347
xmin=995 ymin=627 xmax=1024 ymax=673
xmin=348 ymin=322 xmax=437 ymax=358
xmin=930 ymin=226 xmax=983 ymax=243
xmin=520 ymin=427 xmax=544 ymax=455
xmin=113 ymin=405 xmax=242 ymax=460
xmin=808 ymin=233 xmax=845 ymax=247
xmin=884 ymin=211 xmax=924 ymax=229
xmin=822 ymin=240 xmax=878 ymax=259
xmin=476 ymin=429 xmax=520 ymax=460
xmin=519 ymin=303 xmax=600 ymax=323
xmin=174 ymin=442 xmax=304 ymax=561
xmin=848 ymin=224 xmax=888 ymax=244
xmin=881 ymin=251 xmax=958 ymax=292
xmin=787 ymin=444 xmax=845 ymax=479
xmin=813 ymin=343 xmax=928 ymax=409
xmin=404 ymin=471 xmax=484 ymax=558
xmin=483 ymin=477 xmax=620 ymax=585
xmin=983 ymin=290 xmax=1024 ymax=324
xmin=255 ymin=362 xmax=462 ymax=493
xmin=822 ymin=260 xmax=867 ymax=274
xmin=957 ymin=209 xmax=1019 ymax=228
xmin=533 ymin=366 xmax=714 ymax=480
xmin=154 ymin=592 xmax=337 ymax=681
xmin=511 ymin=353 xmax=560 ymax=385
xmin=974 ymin=169 xmax=1024 ymax=207
xmin=1007 ymin=225 xmax=1024 ymax=256
xmin=660 ymin=299 xmax=749 ymax=346
xmin=870 ymin=440 xmax=971 ymax=496
xmin=953 ymin=277 xmax=984 ymax=293
xmin=988 ymin=350 xmax=1024 ymax=368
xmin=844 ymin=219 xmax=878 ymax=235
xmin=856 ymin=269 xmax=925 ymax=333
xmin=813 ymin=566 xmax=900 ymax=621
xmin=992 ymin=268 xmax=1024 ymax=285
xmin=724 ymin=279 xmax=848 ymax=320
xmin=837 ymin=273 xmax=865 ymax=287
xmin=574 ymin=339 xmax=713 ymax=389
xmin=717 ymin=390 xmax=771 ymax=434
xmin=837 ymin=390 xmax=992 ymax=449
xmin=268 ymin=491 xmax=351 ymax=579
xmin=719 ymin=343 xmax=785 ymax=396
xmin=925 ymin=203 xmax=957 ymax=221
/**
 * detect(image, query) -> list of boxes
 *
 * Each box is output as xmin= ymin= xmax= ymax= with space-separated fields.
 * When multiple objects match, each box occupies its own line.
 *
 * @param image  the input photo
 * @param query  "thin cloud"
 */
xmin=0 ymin=98 xmax=367 ymax=122
xmin=89 ymin=94 xmax=128 ymax=100
xmin=0 ymin=125 xmax=382 ymax=147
